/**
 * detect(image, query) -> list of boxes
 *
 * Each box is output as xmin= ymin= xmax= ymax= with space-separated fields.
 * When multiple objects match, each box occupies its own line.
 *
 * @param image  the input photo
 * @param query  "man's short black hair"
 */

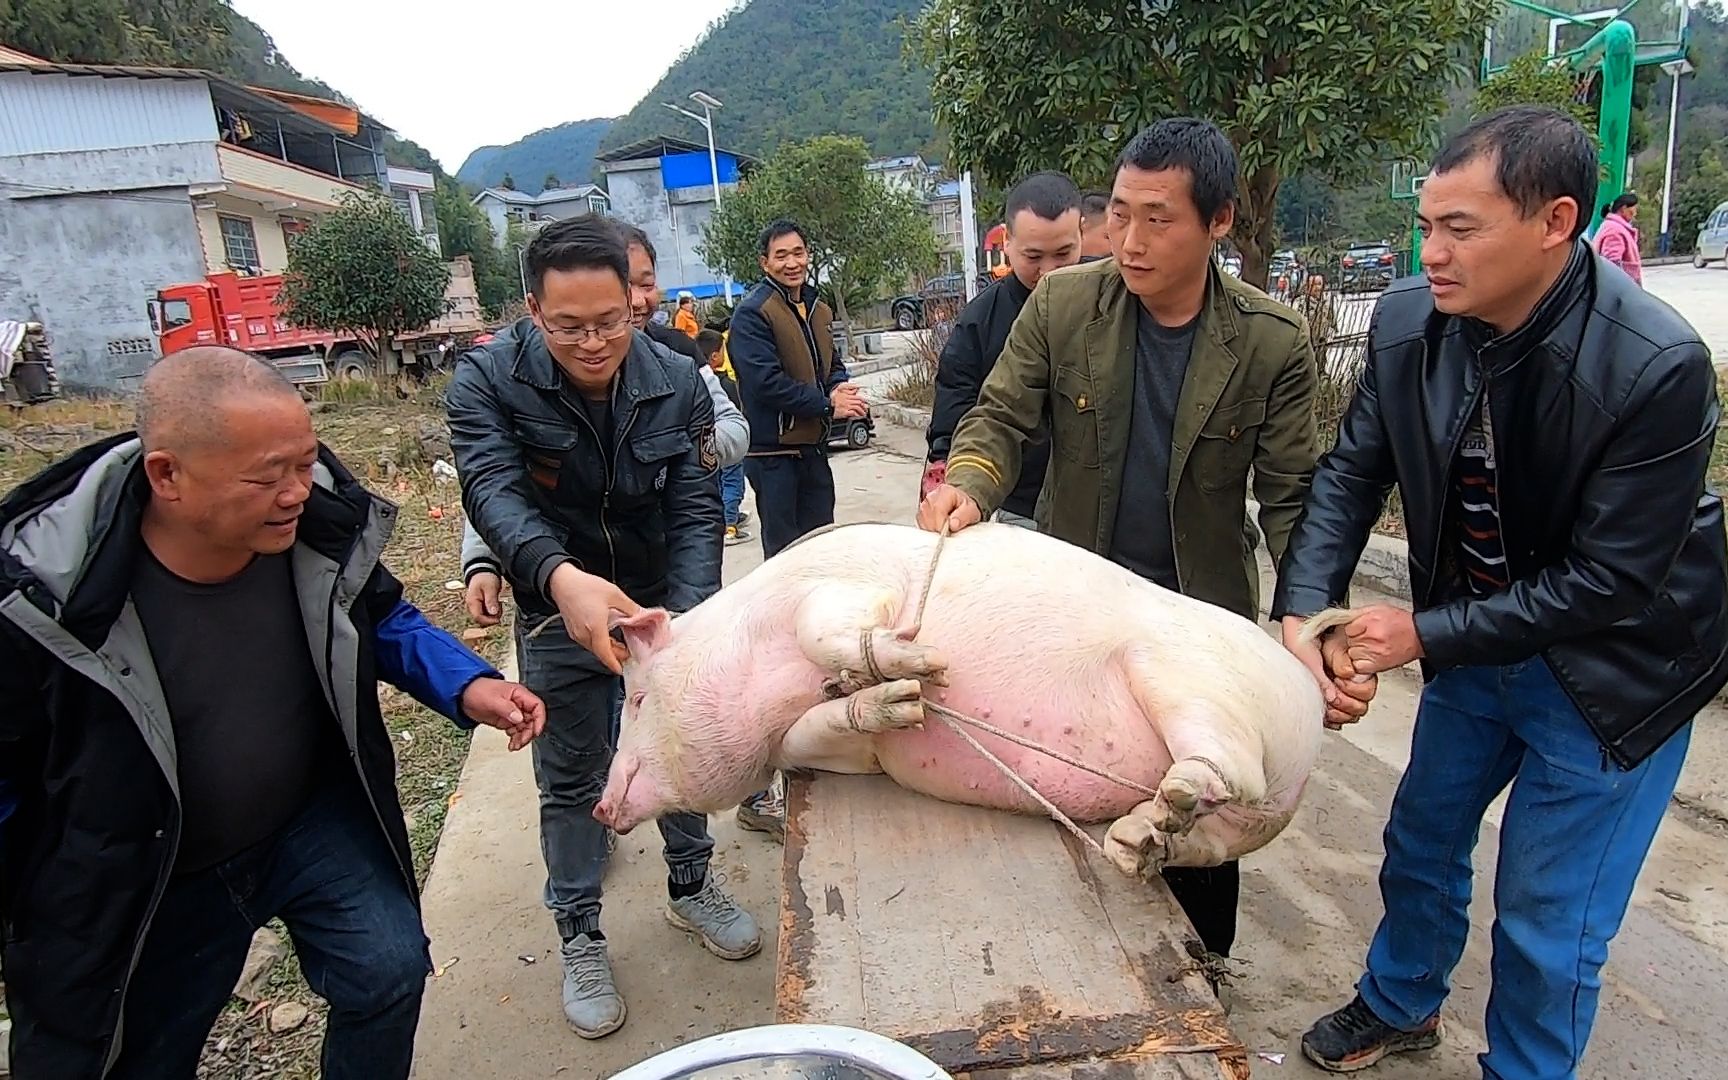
xmin=1114 ymin=118 xmax=1238 ymax=225
xmin=696 ymin=328 xmax=724 ymax=359
xmin=1080 ymin=189 xmax=1110 ymax=219
xmin=1004 ymin=171 xmax=1081 ymax=230
xmin=758 ymin=218 xmax=807 ymax=257
xmin=1431 ymin=105 xmax=1597 ymax=241
xmin=616 ymin=221 xmax=657 ymax=267
xmin=524 ymin=214 xmax=629 ymax=298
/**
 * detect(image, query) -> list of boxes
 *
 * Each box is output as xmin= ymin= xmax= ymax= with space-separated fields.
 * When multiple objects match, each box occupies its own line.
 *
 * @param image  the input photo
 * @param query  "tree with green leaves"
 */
xmin=543 ymin=172 xmax=562 ymax=191
xmin=701 ymin=135 xmax=939 ymax=351
xmin=279 ymin=191 xmax=451 ymax=372
xmin=913 ymin=0 xmax=1499 ymax=287
xmin=500 ymin=174 xmax=517 ymax=191
xmin=1475 ymin=51 xmax=1598 ymax=139
xmin=432 ymin=176 xmax=521 ymax=317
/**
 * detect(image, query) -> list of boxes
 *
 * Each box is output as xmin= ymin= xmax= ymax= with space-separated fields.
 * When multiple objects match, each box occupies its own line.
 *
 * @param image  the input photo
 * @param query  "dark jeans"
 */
xmin=1358 ymin=659 xmax=1688 ymax=1080
xmin=1162 ymin=862 xmax=1240 ymax=958
xmin=719 ymin=463 xmax=746 ymax=527
xmin=109 ymin=777 xmax=429 ymax=1080
xmin=517 ymin=617 xmax=714 ymax=937
xmin=744 ymin=448 xmax=836 ymax=559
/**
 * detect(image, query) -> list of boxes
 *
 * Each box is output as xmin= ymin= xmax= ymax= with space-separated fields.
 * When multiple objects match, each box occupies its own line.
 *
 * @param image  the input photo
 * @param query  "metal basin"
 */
xmin=608 ymin=1024 xmax=952 ymax=1080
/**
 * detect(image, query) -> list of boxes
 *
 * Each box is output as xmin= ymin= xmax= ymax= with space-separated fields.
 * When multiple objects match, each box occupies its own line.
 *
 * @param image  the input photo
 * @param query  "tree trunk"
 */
xmin=1236 ymin=166 xmax=1282 ymax=292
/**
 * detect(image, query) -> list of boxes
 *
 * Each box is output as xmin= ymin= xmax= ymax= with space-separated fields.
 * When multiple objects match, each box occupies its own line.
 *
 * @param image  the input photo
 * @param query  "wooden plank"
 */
xmin=964 ymin=1048 xmax=1250 ymax=1080
xmin=778 ymin=773 xmax=1247 ymax=1076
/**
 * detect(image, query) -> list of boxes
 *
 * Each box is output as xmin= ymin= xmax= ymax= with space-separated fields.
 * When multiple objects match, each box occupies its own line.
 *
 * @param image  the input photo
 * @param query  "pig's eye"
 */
xmin=629 ymin=691 xmax=647 ymax=709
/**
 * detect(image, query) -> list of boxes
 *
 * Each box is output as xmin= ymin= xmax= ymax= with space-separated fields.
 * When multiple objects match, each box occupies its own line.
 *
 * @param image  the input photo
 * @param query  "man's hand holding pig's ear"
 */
xmin=917 ymin=483 xmax=982 ymax=534
xmin=548 ymin=562 xmax=640 ymax=675
xmin=466 ymin=571 xmax=503 ymax=627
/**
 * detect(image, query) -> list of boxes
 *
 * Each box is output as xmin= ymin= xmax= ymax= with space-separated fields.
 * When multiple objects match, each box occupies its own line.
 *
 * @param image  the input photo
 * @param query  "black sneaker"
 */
xmin=1301 ymin=995 xmax=1441 ymax=1073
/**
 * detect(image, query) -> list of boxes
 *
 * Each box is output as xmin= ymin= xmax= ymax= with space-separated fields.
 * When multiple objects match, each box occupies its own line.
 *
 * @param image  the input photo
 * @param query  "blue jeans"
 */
xmin=109 ymin=777 xmax=430 ymax=1080
xmin=719 ymin=463 xmax=746 ymax=526
xmin=516 ymin=617 xmax=713 ymax=937
xmin=1358 ymin=659 xmax=1691 ymax=1080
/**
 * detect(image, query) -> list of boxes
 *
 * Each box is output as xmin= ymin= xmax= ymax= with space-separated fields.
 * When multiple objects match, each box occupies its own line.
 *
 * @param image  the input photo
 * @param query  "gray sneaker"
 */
xmin=735 ymin=789 xmax=785 ymax=842
xmin=559 ymin=934 xmax=626 ymax=1039
xmin=666 ymin=880 xmax=762 ymax=960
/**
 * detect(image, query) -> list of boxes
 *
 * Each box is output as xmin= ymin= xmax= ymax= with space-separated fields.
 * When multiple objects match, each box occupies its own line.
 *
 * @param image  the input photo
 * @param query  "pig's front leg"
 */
xmin=775 ymin=678 xmax=927 ymax=775
xmin=794 ymin=584 xmax=950 ymax=693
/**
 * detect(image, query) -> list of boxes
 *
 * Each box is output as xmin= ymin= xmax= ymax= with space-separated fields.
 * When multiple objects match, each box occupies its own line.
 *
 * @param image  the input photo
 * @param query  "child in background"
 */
xmin=698 ymin=328 xmax=751 ymax=545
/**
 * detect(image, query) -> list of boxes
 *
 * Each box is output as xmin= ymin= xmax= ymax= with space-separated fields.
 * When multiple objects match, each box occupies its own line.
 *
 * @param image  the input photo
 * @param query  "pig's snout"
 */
xmin=596 ymin=750 xmax=643 ymax=833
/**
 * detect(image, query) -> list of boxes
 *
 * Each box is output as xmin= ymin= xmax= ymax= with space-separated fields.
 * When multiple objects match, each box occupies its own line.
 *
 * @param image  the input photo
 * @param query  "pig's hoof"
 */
xmin=1104 ymin=805 xmax=1167 ymax=877
xmin=865 ymin=630 xmax=950 ymax=687
xmin=1152 ymin=760 xmax=1227 ymax=837
xmin=846 ymin=678 xmax=927 ymax=732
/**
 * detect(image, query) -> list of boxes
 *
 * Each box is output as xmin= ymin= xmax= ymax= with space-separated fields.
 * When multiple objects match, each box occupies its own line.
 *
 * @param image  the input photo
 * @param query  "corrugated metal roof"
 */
xmin=597 ymin=134 xmax=757 ymax=166
xmin=0 ymin=59 xmax=205 ymax=81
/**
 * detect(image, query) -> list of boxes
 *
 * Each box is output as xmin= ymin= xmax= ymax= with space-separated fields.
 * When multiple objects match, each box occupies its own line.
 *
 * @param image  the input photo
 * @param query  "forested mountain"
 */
xmin=598 ymin=0 xmax=935 ymax=161
xmin=455 ymin=118 xmax=616 ymax=195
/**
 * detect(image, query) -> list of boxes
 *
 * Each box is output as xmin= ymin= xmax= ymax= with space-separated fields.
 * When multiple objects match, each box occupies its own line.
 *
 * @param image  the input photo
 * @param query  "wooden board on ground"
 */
xmin=776 ymin=773 xmax=1250 ymax=1080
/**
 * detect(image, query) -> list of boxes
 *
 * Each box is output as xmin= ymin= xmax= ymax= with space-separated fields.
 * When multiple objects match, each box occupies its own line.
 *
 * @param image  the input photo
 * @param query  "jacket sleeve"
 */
xmin=944 ymin=283 xmax=1052 ymax=516
xmin=1594 ymin=227 xmax=1629 ymax=269
xmin=926 ymin=311 xmax=986 ymax=462
xmin=699 ymin=364 xmax=750 ymax=467
xmin=1270 ymin=342 xmax=1398 ymax=620
xmin=1252 ymin=329 xmax=1322 ymax=567
xmin=0 ymin=619 xmax=43 ymax=748
xmin=445 ymin=356 xmax=572 ymax=602
xmin=460 ymin=516 xmax=500 ymax=582
xmin=1413 ymin=343 xmax=1720 ymax=666
xmin=661 ymin=385 xmax=725 ymax=613
xmin=359 ymin=563 xmax=501 ymax=730
xmin=730 ymin=301 xmax=832 ymax=419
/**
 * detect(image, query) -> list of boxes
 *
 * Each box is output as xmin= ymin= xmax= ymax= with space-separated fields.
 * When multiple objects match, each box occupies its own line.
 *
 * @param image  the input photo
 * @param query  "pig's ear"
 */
xmin=612 ymin=607 xmax=674 ymax=661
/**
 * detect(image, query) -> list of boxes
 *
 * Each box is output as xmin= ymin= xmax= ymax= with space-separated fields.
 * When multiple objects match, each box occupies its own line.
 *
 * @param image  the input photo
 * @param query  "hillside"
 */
xmin=598 ymin=0 xmax=935 ymax=161
xmin=455 ymin=118 xmax=617 ymax=195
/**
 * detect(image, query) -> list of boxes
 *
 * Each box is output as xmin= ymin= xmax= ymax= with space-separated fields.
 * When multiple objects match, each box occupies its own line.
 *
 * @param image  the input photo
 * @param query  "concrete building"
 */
xmin=927 ymin=178 xmax=966 ymax=275
xmin=0 ymin=47 xmax=408 ymax=389
xmin=598 ymin=135 xmax=752 ymax=301
xmin=865 ymin=155 xmax=936 ymax=199
xmin=472 ymin=184 xmax=611 ymax=248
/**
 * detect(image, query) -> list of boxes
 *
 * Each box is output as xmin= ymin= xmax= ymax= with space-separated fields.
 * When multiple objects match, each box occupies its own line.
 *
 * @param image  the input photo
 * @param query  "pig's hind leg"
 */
xmin=794 ymin=584 xmax=949 ymax=694
xmin=1104 ymin=805 xmax=1234 ymax=877
xmin=775 ymin=679 xmax=927 ymax=774
xmin=1118 ymin=648 xmax=1268 ymax=842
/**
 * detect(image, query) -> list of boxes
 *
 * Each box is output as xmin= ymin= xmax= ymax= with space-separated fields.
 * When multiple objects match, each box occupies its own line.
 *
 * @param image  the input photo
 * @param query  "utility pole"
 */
xmin=663 ymin=91 xmax=735 ymax=303
xmin=959 ymin=170 xmax=980 ymax=303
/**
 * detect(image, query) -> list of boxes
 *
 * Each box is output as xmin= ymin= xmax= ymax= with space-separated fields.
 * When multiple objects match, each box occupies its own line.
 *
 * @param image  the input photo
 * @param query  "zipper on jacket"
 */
xmin=1426 ymin=342 xmax=1475 ymax=601
xmin=106 ymin=812 xmax=182 ymax=1077
xmin=603 ymin=403 xmax=640 ymax=584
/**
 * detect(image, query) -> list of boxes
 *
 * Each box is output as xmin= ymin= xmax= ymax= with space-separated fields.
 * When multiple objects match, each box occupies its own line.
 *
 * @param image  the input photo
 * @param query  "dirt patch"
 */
xmin=1 ymin=380 xmax=508 ymax=1080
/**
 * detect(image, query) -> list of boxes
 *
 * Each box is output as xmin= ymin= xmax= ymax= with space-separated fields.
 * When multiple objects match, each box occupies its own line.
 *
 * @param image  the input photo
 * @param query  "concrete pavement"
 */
xmin=413 ymin=421 xmax=1728 ymax=1079
xmin=1644 ymin=262 xmax=1728 ymax=363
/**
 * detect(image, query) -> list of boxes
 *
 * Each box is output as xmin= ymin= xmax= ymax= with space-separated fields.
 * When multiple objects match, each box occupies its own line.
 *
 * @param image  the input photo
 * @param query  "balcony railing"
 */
xmin=218 ymin=144 xmax=365 ymax=212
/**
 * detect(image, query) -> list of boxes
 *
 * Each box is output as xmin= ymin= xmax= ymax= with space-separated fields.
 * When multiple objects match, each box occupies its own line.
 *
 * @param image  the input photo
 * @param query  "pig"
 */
xmin=594 ymin=521 xmax=1325 ymax=878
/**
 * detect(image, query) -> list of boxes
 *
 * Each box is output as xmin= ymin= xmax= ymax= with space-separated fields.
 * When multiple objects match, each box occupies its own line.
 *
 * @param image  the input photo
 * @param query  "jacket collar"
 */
xmin=1090 ymin=257 xmax=1238 ymax=343
xmin=506 ymin=317 xmax=676 ymax=403
xmin=762 ymin=276 xmax=817 ymax=311
xmin=1462 ymin=240 xmax=1590 ymax=373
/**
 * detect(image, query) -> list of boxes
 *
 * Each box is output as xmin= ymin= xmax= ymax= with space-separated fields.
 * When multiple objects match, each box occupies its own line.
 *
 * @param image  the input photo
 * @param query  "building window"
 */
xmin=281 ymin=218 xmax=308 ymax=252
xmin=218 ymin=215 xmax=261 ymax=272
xmin=588 ymin=195 xmax=607 ymax=213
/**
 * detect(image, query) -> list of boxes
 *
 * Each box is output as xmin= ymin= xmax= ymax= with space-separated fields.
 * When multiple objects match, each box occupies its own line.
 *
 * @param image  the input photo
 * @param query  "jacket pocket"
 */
xmin=620 ymin=429 xmax=695 ymax=499
xmin=513 ymin=418 xmax=581 ymax=493
xmin=1050 ymin=364 xmax=1100 ymax=468
xmin=1192 ymin=397 xmax=1267 ymax=492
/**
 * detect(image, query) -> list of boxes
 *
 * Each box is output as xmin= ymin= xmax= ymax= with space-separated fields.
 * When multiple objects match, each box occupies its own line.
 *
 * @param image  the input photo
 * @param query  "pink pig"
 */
xmin=595 ymin=522 xmax=1325 ymax=877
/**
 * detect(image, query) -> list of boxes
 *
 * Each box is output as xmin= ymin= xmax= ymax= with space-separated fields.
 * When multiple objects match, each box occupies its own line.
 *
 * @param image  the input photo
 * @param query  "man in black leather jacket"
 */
xmin=445 ymin=216 xmax=760 ymax=1042
xmin=1273 ymin=107 xmax=1728 ymax=1077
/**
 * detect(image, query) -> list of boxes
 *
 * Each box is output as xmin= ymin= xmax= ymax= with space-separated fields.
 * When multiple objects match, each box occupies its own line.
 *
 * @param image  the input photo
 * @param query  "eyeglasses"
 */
xmin=543 ymin=317 xmax=633 ymax=344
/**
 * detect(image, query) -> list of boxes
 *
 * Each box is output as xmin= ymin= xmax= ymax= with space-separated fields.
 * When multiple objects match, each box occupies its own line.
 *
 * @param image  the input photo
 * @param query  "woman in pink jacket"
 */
xmin=1593 ymin=192 xmax=1643 ymax=285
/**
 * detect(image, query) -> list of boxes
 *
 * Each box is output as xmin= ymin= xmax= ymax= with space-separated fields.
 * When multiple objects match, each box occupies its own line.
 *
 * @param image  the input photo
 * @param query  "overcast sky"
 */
xmin=228 ymin=0 xmax=740 ymax=172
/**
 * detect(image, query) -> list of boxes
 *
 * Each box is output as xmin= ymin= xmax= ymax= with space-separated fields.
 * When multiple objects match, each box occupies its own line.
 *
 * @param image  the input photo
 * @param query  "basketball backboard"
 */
xmin=1482 ymin=0 xmax=1689 ymax=78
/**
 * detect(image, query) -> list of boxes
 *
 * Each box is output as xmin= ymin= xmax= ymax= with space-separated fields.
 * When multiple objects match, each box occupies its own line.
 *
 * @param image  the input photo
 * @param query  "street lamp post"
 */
xmin=663 ymin=91 xmax=735 ymax=303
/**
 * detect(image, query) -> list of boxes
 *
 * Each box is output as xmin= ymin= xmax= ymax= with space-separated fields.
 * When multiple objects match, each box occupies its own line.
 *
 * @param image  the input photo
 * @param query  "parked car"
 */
xmin=890 ymin=274 xmax=967 ymax=331
xmin=1695 ymin=201 xmax=1728 ymax=268
xmin=826 ymin=404 xmax=876 ymax=451
xmin=1340 ymin=242 xmax=1397 ymax=293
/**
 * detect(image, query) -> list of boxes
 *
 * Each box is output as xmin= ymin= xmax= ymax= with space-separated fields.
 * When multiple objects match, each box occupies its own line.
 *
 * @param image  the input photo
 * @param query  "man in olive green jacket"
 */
xmin=920 ymin=118 xmax=1369 ymax=971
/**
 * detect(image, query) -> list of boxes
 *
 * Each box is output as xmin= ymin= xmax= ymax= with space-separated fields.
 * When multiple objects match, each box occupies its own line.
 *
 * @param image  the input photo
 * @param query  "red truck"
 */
xmin=149 ymin=256 xmax=485 ymax=384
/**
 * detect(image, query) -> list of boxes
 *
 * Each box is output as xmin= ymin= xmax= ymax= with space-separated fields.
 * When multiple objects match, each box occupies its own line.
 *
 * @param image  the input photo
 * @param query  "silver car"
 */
xmin=1695 ymin=200 xmax=1728 ymax=268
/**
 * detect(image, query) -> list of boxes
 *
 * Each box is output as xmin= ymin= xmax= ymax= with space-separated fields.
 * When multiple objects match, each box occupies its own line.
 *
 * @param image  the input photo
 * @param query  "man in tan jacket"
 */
xmin=920 ymin=118 xmax=1369 ymax=971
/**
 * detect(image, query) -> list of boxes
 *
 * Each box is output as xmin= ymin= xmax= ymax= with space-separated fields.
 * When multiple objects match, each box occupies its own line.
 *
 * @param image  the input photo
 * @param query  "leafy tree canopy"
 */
xmin=701 ymin=135 xmax=939 ymax=343
xmin=914 ymin=0 xmax=1499 ymax=287
xmin=280 ymin=191 xmax=451 ymax=355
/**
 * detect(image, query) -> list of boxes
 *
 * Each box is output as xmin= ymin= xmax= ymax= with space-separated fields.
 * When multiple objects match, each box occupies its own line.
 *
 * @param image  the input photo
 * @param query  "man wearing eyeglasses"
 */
xmin=445 ymin=215 xmax=761 ymax=1041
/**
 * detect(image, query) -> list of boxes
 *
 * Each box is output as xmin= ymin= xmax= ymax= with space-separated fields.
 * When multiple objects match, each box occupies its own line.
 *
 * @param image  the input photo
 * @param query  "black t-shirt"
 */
xmin=1107 ymin=306 xmax=1198 ymax=590
xmin=132 ymin=549 xmax=346 ymax=874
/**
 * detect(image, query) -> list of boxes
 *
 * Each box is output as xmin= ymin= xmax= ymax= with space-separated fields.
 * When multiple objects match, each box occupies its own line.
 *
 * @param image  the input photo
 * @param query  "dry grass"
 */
xmin=880 ymin=297 xmax=959 ymax=408
xmin=0 ymin=380 xmax=511 ymax=1080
